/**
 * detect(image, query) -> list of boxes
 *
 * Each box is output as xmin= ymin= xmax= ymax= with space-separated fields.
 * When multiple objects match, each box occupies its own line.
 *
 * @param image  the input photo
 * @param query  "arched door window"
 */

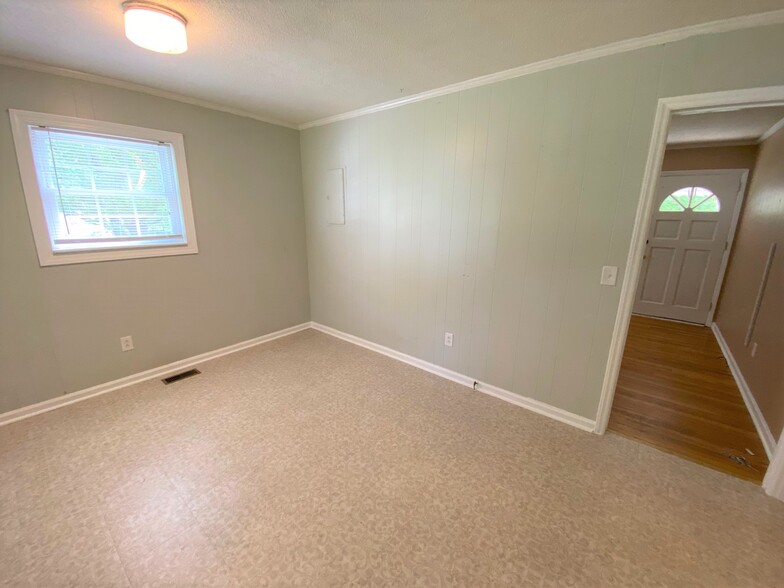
xmin=659 ymin=186 xmax=720 ymax=212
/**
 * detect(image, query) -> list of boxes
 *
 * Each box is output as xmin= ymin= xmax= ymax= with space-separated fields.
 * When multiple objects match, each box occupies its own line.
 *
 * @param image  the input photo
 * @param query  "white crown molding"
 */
xmin=711 ymin=323 xmax=776 ymax=459
xmin=0 ymin=55 xmax=299 ymax=130
xmin=299 ymin=9 xmax=784 ymax=130
xmin=3 ymin=10 xmax=783 ymax=132
xmin=667 ymin=106 xmax=784 ymax=148
xmin=311 ymin=322 xmax=596 ymax=432
xmin=666 ymin=140 xmax=760 ymax=151
xmin=759 ymin=113 xmax=784 ymax=143
xmin=0 ymin=322 xmax=311 ymax=427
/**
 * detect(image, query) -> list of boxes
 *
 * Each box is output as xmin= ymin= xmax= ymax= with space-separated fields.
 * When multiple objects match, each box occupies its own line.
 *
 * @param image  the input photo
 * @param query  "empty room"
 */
xmin=1 ymin=1 xmax=784 ymax=586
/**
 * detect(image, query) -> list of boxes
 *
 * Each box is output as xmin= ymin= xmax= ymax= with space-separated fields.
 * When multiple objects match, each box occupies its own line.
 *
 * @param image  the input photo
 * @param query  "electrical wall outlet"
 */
xmin=120 ymin=336 xmax=134 ymax=352
xmin=600 ymin=265 xmax=618 ymax=286
xmin=444 ymin=332 xmax=454 ymax=347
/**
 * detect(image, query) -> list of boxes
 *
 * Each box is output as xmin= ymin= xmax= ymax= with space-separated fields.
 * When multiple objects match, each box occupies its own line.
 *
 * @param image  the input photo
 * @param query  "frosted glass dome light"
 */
xmin=123 ymin=1 xmax=188 ymax=54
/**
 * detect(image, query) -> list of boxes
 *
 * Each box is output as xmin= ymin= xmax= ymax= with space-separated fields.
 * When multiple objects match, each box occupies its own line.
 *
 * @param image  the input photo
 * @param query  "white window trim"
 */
xmin=9 ymin=109 xmax=199 ymax=266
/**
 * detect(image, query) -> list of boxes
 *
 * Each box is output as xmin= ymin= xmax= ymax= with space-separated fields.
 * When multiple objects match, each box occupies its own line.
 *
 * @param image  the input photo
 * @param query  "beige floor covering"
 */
xmin=1 ymin=329 xmax=783 ymax=587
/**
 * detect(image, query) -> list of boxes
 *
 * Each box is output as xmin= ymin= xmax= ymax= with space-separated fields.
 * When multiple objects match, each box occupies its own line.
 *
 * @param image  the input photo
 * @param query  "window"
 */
xmin=659 ymin=186 xmax=720 ymax=213
xmin=10 ymin=110 xmax=198 ymax=266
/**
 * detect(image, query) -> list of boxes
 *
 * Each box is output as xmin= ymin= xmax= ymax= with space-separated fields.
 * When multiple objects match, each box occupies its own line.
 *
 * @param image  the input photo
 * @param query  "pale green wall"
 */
xmin=300 ymin=24 xmax=784 ymax=420
xmin=0 ymin=64 xmax=310 ymax=413
xmin=4 ymin=23 xmax=784 ymax=419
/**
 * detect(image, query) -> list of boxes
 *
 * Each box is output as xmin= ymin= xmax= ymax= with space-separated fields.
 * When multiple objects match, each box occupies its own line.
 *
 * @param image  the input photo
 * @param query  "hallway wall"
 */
xmin=715 ymin=126 xmax=784 ymax=442
xmin=661 ymin=144 xmax=758 ymax=173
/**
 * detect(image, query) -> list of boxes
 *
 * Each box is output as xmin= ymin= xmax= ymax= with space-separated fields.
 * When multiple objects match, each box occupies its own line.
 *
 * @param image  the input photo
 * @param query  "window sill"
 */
xmin=37 ymin=242 xmax=199 ymax=266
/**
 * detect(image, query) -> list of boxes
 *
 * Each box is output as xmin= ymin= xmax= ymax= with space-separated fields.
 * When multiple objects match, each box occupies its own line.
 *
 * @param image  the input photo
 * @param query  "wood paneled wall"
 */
xmin=301 ymin=24 xmax=784 ymax=420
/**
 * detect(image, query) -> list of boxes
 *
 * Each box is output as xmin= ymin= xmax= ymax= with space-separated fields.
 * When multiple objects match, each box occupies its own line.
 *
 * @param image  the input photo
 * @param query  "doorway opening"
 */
xmin=634 ymin=169 xmax=747 ymax=326
xmin=595 ymin=87 xmax=784 ymax=498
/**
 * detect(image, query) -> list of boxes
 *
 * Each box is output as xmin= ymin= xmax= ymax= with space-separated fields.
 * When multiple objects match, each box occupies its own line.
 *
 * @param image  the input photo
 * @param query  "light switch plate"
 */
xmin=600 ymin=266 xmax=618 ymax=286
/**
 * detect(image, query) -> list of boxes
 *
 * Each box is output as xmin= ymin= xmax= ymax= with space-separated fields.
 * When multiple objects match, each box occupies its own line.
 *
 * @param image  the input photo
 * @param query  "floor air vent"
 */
xmin=162 ymin=368 xmax=201 ymax=385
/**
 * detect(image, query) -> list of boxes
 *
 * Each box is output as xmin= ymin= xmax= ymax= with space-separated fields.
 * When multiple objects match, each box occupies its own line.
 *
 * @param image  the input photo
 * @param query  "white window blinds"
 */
xmin=28 ymin=126 xmax=187 ymax=252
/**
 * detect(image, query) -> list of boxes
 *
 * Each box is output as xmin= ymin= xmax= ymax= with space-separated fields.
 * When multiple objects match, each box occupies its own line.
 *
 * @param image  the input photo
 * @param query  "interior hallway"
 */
xmin=609 ymin=314 xmax=769 ymax=483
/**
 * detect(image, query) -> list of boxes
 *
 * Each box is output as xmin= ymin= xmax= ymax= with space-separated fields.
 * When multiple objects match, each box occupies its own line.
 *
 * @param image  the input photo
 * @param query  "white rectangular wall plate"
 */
xmin=120 ymin=336 xmax=134 ymax=352
xmin=600 ymin=265 xmax=618 ymax=286
xmin=326 ymin=168 xmax=345 ymax=225
xmin=444 ymin=332 xmax=453 ymax=347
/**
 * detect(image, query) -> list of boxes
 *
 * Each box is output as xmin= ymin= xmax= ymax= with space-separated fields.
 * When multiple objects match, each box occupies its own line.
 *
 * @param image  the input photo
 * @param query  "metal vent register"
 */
xmin=161 ymin=368 xmax=201 ymax=385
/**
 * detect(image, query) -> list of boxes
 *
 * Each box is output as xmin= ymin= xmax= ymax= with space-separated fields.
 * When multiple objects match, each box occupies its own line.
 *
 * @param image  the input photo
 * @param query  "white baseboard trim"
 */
xmin=311 ymin=322 xmax=596 ymax=432
xmin=711 ymin=322 xmax=776 ymax=459
xmin=763 ymin=434 xmax=784 ymax=501
xmin=0 ymin=322 xmax=311 ymax=427
xmin=2 ymin=319 xmax=596 ymax=433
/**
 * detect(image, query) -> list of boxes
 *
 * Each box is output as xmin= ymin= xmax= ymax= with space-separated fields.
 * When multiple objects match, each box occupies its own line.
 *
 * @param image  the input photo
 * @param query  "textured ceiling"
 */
xmin=2 ymin=1 xmax=784 ymax=127
xmin=668 ymin=106 xmax=784 ymax=146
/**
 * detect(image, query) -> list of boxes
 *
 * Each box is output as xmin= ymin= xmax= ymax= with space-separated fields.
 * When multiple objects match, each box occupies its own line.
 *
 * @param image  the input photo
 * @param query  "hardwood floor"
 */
xmin=608 ymin=314 xmax=769 ymax=483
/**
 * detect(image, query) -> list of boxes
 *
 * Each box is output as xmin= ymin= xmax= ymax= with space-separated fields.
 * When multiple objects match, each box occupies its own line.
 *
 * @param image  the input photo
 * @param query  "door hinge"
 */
xmin=725 ymin=241 xmax=729 ymax=251
xmin=709 ymin=301 xmax=713 ymax=310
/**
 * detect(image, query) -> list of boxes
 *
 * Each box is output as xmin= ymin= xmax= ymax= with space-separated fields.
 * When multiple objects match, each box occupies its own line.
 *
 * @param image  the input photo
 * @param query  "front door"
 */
xmin=633 ymin=170 xmax=744 ymax=324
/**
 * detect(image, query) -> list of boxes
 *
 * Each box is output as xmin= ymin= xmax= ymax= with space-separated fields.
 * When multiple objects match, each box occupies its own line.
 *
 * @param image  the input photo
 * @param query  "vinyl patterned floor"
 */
xmin=609 ymin=315 xmax=769 ymax=483
xmin=1 ymin=329 xmax=783 ymax=587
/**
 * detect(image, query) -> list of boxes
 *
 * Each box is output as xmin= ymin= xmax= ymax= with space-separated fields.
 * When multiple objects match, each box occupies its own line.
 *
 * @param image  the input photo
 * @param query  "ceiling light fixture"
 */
xmin=122 ymin=1 xmax=188 ymax=54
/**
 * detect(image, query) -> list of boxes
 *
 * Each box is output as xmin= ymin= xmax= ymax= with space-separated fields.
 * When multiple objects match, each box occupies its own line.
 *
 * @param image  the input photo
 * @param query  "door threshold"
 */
xmin=632 ymin=313 xmax=706 ymax=327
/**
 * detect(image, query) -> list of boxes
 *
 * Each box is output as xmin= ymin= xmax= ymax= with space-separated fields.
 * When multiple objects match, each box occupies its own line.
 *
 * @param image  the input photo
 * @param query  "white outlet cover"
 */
xmin=444 ymin=332 xmax=453 ymax=347
xmin=120 ymin=336 xmax=134 ymax=351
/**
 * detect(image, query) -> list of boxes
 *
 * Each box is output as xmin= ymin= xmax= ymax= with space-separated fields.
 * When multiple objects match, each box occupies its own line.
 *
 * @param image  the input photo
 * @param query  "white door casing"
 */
xmin=633 ymin=169 xmax=746 ymax=324
xmin=595 ymin=87 xmax=784 ymax=502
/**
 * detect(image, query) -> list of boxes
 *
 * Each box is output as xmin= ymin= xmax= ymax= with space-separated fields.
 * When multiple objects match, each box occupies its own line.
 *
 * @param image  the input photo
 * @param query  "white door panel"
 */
xmin=639 ymin=247 xmax=675 ymax=304
xmin=633 ymin=170 xmax=744 ymax=324
xmin=652 ymin=219 xmax=681 ymax=239
xmin=673 ymin=248 xmax=710 ymax=308
xmin=688 ymin=220 xmax=718 ymax=240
